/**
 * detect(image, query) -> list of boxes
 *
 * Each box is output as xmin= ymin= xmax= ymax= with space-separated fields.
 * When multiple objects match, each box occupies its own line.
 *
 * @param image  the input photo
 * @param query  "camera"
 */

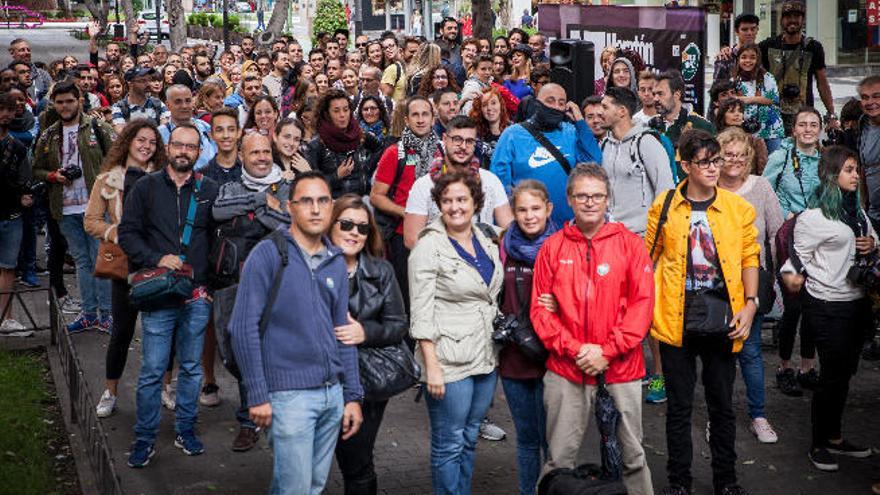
xmin=492 ymin=313 xmax=519 ymax=344
xmin=59 ymin=165 xmax=83 ymax=181
xmin=781 ymin=83 xmax=801 ymax=100
xmin=648 ymin=115 xmax=665 ymax=132
xmin=847 ymin=250 xmax=880 ymax=290
xmin=823 ymin=128 xmax=844 ymax=147
xmin=742 ymin=117 xmax=761 ymax=134
xmin=26 ymin=180 xmax=47 ymax=196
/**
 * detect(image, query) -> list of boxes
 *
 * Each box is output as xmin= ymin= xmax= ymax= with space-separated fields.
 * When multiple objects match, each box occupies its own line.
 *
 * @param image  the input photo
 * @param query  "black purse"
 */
xmin=756 ymin=237 xmax=776 ymax=315
xmin=358 ymin=343 xmax=421 ymax=402
xmin=684 ymin=289 xmax=733 ymax=335
xmin=492 ymin=265 xmax=549 ymax=364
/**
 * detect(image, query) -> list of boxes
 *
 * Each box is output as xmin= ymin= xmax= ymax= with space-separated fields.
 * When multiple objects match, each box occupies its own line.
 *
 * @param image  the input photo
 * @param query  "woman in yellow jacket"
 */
xmin=644 ymin=130 xmax=759 ymax=495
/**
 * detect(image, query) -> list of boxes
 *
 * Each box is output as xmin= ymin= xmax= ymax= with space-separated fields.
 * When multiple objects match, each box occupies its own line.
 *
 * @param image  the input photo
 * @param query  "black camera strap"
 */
xmin=513 ymin=265 xmax=532 ymax=320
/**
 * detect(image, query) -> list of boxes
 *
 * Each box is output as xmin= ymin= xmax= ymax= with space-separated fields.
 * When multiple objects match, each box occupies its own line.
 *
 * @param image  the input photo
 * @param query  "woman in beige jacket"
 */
xmin=84 ymin=120 xmax=165 ymax=419
xmin=408 ymin=171 xmax=503 ymax=495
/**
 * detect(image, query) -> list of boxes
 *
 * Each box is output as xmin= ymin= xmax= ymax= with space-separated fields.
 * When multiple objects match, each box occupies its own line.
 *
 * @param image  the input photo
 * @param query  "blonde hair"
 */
xmin=717 ymin=127 xmax=755 ymax=178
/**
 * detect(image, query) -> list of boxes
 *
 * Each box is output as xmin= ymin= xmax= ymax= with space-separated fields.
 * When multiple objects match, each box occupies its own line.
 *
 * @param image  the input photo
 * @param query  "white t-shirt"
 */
xmin=61 ymin=123 xmax=89 ymax=216
xmin=405 ymin=168 xmax=509 ymax=225
xmin=632 ymin=110 xmax=655 ymax=127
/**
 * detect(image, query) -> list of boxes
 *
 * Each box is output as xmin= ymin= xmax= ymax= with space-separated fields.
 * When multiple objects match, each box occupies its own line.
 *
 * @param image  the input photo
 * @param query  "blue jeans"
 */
xmin=737 ymin=314 xmax=766 ymax=419
xmin=425 ymin=370 xmax=497 ymax=495
xmin=59 ymin=213 xmax=110 ymax=316
xmin=134 ymin=298 xmax=211 ymax=443
xmin=501 ymin=377 xmax=547 ymax=495
xmin=268 ymin=384 xmax=344 ymax=495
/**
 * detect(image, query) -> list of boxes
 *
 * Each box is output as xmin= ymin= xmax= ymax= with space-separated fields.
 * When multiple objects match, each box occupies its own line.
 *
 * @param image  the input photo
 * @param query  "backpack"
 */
xmin=601 ymin=128 xmax=676 ymax=198
xmin=537 ymin=464 xmax=627 ymax=495
xmin=774 ymin=213 xmax=804 ymax=294
xmin=213 ymin=229 xmax=289 ymax=382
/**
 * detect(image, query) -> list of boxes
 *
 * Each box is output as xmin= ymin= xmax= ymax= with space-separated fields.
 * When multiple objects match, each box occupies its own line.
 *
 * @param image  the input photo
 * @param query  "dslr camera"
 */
xmin=492 ymin=313 xmax=519 ymax=344
xmin=847 ymin=250 xmax=880 ymax=290
xmin=823 ymin=128 xmax=844 ymax=147
xmin=26 ymin=180 xmax=47 ymax=196
xmin=742 ymin=117 xmax=761 ymax=134
xmin=782 ymin=83 xmax=801 ymax=100
xmin=59 ymin=165 xmax=83 ymax=181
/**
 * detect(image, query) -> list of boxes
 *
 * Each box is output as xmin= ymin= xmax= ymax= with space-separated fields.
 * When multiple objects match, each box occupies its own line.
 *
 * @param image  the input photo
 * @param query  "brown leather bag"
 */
xmin=94 ymin=241 xmax=128 ymax=280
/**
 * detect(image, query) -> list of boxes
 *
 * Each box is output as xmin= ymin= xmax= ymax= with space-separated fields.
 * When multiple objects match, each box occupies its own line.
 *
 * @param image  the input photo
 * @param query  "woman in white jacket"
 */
xmin=781 ymin=145 xmax=877 ymax=473
xmin=409 ymin=171 xmax=503 ymax=495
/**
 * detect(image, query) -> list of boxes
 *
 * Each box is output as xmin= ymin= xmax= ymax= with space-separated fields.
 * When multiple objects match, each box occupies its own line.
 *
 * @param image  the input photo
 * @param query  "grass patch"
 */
xmin=0 ymin=350 xmax=79 ymax=495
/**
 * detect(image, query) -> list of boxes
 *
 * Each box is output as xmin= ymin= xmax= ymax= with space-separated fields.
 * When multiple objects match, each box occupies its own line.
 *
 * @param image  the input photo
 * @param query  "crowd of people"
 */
xmin=2 ymin=0 xmax=880 ymax=494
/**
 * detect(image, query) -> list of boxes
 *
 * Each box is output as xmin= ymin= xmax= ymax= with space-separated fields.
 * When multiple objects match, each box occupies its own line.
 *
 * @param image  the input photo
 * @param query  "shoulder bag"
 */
xmin=521 ymin=121 xmax=572 ymax=175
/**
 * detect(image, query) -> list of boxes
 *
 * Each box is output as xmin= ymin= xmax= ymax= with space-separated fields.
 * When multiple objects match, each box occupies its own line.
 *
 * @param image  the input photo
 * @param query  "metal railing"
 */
xmin=49 ymin=292 xmax=125 ymax=495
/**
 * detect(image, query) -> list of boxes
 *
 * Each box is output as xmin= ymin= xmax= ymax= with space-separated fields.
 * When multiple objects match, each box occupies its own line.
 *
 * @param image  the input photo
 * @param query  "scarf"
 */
xmin=533 ymin=100 xmax=569 ymax=132
xmin=503 ymin=220 xmax=558 ymax=265
xmin=428 ymin=148 xmax=481 ymax=181
xmin=401 ymin=127 xmax=441 ymax=179
xmin=359 ymin=119 xmax=385 ymax=140
xmin=242 ymin=164 xmax=284 ymax=192
xmin=318 ymin=116 xmax=362 ymax=153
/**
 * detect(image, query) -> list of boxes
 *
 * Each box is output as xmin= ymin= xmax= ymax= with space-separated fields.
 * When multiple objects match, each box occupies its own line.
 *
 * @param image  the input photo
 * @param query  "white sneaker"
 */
xmin=161 ymin=383 xmax=176 ymax=410
xmin=58 ymin=296 xmax=82 ymax=315
xmin=96 ymin=389 xmax=117 ymax=418
xmin=750 ymin=417 xmax=778 ymax=444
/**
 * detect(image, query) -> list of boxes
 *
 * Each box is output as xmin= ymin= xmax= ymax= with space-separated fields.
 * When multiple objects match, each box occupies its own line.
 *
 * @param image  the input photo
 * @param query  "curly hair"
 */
xmin=100 ymin=119 xmax=166 ymax=173
xmin=315 ymin=89 xmax=353 ymax=129
xmin=431 ymin=171 xmax=485 ymax=217
xmin=468 ymin=87 xmax=509 ymax=140
xmin=244 ymin=95 xmax=280 ymax=131
xmin=417 ymin=64 xmax=461 ymax=98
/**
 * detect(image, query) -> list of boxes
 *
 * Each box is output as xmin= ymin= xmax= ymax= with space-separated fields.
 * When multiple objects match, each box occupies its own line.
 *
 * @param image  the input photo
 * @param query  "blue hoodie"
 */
xmin=230 ymin=228 xmax=363 ymax=406
xmin=490 ymin=120 xmax=602 ymax=226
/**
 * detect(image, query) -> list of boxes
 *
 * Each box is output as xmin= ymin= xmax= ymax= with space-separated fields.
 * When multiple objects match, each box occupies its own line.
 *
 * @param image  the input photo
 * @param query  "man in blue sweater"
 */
xmin=490 ymin=83 xmax=603 ymax=226
xmin=230 ymin=171 xmax=363 ymax=494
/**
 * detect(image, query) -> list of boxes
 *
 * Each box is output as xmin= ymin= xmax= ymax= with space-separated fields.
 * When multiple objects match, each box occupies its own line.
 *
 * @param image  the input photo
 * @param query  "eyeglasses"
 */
xmin=362 ymin=106 xmax=379 ymax=112
xmin=356 ymin=42 xmax=368 ymax=48
xmin=382 ymin=44 xmax=396 ymax=50
xmin=358 ymin=77 xmax=374 ymax=83
xmin=723 ymin=152 xmax=749 ymax=163
xmin=570 ymin=193 xmax=607 ymax=204
xmin=292 ymin=196 xmax=332 ymax=208
xmin=691 ymin=157 xmax=725 ymax=169
xmin=447 ymin=135 xmax=477 ymax=147
xmin=169 ymin=141 xmax=199 ymax=151
xmin=337 ymin=219 xmax=370 ymax=235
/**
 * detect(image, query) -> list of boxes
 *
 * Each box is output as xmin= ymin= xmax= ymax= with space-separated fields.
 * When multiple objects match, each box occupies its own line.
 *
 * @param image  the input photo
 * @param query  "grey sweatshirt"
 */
xmin=602 ymin=124 xmax=675 ymax=236
xmin=212 ymin=179 xmax=291 ymax=230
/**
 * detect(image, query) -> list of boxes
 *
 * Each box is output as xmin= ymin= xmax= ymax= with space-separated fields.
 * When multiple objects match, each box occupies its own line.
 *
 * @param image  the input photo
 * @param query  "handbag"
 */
xmin=128 ymin=176 xmax=202 ymax=311
xmin=358 ymin=342 xmax=421 ymax=402
xmin=508 ymin=265 xmax=548 ymax=364
xmin=756 ymin=238 xmax=776 ymax=315
xmin=684 ymin=289 xmax=733 ymax=335
xmin=94 ymin=240 xmax=128 ymax=280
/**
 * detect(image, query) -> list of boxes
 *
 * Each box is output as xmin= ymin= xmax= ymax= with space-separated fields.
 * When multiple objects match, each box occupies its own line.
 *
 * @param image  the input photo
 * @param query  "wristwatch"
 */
xmin=746 ymin=296 xmax=760 ymax=310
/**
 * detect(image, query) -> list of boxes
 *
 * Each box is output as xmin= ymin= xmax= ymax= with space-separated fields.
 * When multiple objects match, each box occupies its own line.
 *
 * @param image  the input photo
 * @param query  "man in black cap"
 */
xmin=758 ymin=0 xmax=837 ymax=133
xmin=713 ymin=12 xmax=760 ymax=82
xmin=111 ymin=67 xmax=169 ymax=134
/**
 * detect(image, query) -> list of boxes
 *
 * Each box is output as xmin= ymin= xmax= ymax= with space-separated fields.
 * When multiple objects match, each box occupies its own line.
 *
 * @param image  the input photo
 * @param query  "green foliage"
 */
xmin=492 ymin=25 xmax=537 ymax=40
xmin=211 ymin=14 xmax=224 ymax=28
xmin=228 ymin=14 xmax=241 ymax=29
xmin=71 ymin=9 xmax=87 ymax=18
xmin=311 ymin=0 xmax=347 ymax=45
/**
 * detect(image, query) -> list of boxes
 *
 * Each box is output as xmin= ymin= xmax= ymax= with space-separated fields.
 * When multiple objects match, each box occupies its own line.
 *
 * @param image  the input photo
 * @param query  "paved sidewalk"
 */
xmin=50 ymin=311 xmax=879 ymax=495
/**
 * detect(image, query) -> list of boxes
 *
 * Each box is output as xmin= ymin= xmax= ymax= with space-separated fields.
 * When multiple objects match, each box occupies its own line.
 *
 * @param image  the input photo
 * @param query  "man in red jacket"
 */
xmin=531 ymin=163 xmax=655 ymax=495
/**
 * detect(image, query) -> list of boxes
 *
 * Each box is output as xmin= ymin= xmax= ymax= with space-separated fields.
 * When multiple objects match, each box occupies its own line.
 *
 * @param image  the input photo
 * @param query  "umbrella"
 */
xmin=594 ymin=372 xmax=623 ymax=481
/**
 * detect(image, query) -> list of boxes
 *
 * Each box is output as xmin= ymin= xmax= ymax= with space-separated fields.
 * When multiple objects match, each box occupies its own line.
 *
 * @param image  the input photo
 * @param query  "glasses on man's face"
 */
xmin=691 ymin=157 xmax=725 ymax=170
xmin=570 ymin=192 xmax=607 ymax=204
xmin=337 ymin=219 xmax=370 ymax=235
xmin=169 ymin=141 xmax=199 ymax=151
xmin=448 ymin=135 xmax=477 ymax=147
xmin=382 ymin=44 xmax=396 ymax=51
xmin=292 ymin=196 xmax=332 ymax=208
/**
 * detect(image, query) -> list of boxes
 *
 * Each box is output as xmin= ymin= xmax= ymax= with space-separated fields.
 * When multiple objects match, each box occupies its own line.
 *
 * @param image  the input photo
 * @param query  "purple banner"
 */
xmin=538 ymin=5 xmax=707 ymax=114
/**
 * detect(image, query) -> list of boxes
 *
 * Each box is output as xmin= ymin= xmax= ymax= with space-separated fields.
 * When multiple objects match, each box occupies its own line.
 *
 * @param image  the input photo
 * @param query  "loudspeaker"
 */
xmin=549 ymin=40 xmax=595 ymax=107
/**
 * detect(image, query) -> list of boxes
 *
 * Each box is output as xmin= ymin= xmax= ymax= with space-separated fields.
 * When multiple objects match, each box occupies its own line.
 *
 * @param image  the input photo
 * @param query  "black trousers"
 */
xmin=803 ymin=293 xmax=870 ymax=448
xmin=777 ymin=289 xmax=816 ymax=362
xmin=660 ymin=334 xmax=737 ymax=494
xmin=46 ymin=216 xmax=68 ymax=299
xmin=386 ymin=233 xmax=409 ymax=313
xmin=334 ymin=399 xmax=388 ymax=495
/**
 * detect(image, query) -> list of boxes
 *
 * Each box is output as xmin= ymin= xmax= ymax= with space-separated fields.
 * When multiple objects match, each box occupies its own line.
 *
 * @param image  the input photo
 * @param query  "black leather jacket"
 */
xmin=305 ymin=133 xmax=385 ymax=198
xmin=349 ymin=254 xmax=408 ymax=348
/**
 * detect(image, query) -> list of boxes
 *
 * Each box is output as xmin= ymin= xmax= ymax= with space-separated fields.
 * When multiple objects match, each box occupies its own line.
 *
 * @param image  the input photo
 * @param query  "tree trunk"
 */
xmin=81 ymin=0 xmax=109 ymax=27
xmin=472 ymin=0 xmax=493 ymax=40
xmin=121 ymin=0 xmax=138 ymax=42
xmin=167 ymin=0 xmax=187 ymax=50
xmin=265 ymin=0 xmax=290 ymax=35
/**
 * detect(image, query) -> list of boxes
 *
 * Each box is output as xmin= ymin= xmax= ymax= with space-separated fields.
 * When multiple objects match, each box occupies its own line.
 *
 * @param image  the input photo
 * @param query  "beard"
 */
xmin=170 ymin=154 xmax=196 ymax=173
xmin=445 ymin=152 xmax=474 ymax=168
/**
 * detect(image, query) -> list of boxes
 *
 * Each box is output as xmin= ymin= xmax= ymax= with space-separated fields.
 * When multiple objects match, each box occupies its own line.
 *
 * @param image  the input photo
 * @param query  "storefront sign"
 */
xmin=868 ymin=1 xmax=879 ymax=27
xmin=538 ymin=4 xmax=707 ymax=114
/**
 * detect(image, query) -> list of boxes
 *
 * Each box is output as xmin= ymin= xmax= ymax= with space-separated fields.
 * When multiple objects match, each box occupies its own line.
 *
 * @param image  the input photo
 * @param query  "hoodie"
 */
xmin=606 ymin=57 xmax=638 ymax=96
xmin=602 ymin=124 xmax=675 ymax=236
xmin=761 ymin=137 xmax=820 ymax=217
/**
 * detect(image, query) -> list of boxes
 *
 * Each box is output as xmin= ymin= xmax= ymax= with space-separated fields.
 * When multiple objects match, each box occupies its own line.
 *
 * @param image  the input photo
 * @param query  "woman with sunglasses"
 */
xmin=409 ymin=171 xmax=503 ymax=494
xmin=328 ymin=194 xmax=408 ymax=495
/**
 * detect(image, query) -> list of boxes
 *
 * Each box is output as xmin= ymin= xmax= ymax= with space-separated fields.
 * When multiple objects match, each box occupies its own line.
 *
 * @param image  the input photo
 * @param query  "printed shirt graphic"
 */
xmin=737 ymin=72 xmax=785 ymax=139
xmin=685 ymin=200 xmax=724 ymax=292
xmin=61 ymin=124 xmax=89 ymax=216
xmin=527 ymin=146 xmax=559 ymax=169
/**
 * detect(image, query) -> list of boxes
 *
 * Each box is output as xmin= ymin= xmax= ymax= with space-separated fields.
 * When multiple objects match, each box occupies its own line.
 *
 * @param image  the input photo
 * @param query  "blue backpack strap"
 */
xmin=179 ymin=175 xmax=203 ymax=262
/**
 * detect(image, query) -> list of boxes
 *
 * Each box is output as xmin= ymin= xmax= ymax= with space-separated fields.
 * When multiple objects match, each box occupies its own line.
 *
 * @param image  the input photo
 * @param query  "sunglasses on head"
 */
xmin=337 ymin=219 xmax=370 ymax=235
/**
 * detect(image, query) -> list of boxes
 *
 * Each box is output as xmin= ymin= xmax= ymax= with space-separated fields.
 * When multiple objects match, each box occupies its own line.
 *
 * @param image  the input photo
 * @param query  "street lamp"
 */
xmin=223 ymin=0 xmax=229 ymax=50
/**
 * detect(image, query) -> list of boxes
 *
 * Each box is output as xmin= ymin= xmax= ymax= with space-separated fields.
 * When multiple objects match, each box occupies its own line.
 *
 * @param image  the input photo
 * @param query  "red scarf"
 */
xmin=317 ymin=116 xmax=363 ymax=153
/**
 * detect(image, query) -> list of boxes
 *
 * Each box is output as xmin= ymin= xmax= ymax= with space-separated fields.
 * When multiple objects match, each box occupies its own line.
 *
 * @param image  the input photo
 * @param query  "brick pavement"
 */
xmin=42 ymin=313 xmax=877 ymax=495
